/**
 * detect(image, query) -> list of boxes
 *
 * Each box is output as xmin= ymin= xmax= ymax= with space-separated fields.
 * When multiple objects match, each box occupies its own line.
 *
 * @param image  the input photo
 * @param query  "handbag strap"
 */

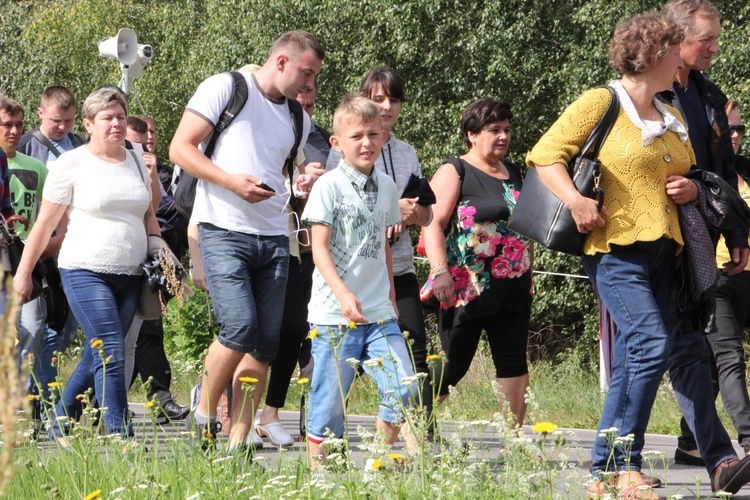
xmin=580 ymin=86 xmax=620 ymax=159
xmin=129 ymin=150 xmax=152 ymax=242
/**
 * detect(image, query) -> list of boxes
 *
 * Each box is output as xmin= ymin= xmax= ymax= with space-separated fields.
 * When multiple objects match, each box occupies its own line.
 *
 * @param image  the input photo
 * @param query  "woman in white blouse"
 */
xmin=14 ymin=87 xmax=160 ymax=440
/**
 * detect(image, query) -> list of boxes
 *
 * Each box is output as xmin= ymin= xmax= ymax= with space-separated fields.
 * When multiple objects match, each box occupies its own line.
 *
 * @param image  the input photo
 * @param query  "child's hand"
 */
xmin=295 ymin=162 xmax=325 ymax=196
xmin=296 ymin=173 xmax=315 ymax=196
xmin=339 ymin=291 xmax=367 ymax=324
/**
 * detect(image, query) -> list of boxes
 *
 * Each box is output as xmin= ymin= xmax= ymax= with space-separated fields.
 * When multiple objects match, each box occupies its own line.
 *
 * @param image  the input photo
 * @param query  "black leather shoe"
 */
xmin=712 ymin=455 xmax=750 ymax=494
xmin=675 ymin=447 xmax=706 ymax=466
xmin=154 ymin=400 xmax=190 ymax=424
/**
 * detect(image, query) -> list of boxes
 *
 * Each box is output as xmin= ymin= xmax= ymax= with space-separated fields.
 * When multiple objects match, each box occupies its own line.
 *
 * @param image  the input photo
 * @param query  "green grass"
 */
xmin=6 ymin=327 xmax=740 ymax=499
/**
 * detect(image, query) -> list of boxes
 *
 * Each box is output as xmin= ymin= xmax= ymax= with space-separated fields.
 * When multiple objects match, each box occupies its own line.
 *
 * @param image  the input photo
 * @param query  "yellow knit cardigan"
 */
xmin=525 ymin=87 xmax=696 ymax=256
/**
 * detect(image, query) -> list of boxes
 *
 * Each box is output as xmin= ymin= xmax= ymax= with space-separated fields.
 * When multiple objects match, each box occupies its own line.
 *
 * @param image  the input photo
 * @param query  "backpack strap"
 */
xmin=173 ymin=71 xmax=249 ymax=217
xmin=31 ymin=128 xmax=63 ymax=158
xmin=285 ymin=98 xmax=305 ymax=210
xmin=203 ymin=71 xmax=249 ymax=159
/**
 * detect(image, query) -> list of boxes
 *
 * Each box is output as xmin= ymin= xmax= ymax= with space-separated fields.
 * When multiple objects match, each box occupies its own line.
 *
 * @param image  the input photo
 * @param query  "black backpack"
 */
xmin=173 ymin=71 xmax=305 ymax=216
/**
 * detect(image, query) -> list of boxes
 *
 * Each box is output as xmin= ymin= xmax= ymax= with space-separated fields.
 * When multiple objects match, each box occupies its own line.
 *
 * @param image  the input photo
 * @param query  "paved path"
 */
xmin=35 ymin=404 xmax=750 ymax=499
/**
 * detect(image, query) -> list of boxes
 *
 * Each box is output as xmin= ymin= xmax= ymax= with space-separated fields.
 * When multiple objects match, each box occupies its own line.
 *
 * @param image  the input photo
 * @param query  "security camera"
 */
xmin=130 ymin=44 xmax=155 ymax=79
xmin=138 ymin=44 xmax=153 ymax=61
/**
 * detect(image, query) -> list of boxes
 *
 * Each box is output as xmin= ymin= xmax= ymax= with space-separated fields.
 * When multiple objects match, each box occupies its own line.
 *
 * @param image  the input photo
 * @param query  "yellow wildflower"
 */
xmin=145 ymin=401 xmax=155 ymax=409
xmin=48 ymin=381 xmax=60 ymax=389
xmin=83 ymin=489 xmax=102 ymax=500
xmin=297 ymin=378 xmax=310 ymax=385
xmin=239 ymin=376 xmax=258 ymax=384
xmin=532 ymin=422 xmax=558 ymax=435
xmin=308 ymin=327 xmax=319 ymax=339
xmin=371 ymin=458 xmax=382 ymax=470
xmin=90 ymin=338 xmax=103 ymax=349
xmin=348 ymin=321 xmax=357 ymax=329
xmin=387 ymin=453 xmax=406 ymax=461
xmin=426 ymin=354 xmax=440 ymax=363
xmin=27 ymin=394 xmax=38 ymax=401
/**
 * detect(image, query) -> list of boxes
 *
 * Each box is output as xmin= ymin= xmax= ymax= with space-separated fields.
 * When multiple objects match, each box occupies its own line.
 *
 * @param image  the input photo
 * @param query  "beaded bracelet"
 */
xmin=430 ymin=268 xmax=449 ymax=281
xmin=430 ymin=261 xmax=448 ymax=270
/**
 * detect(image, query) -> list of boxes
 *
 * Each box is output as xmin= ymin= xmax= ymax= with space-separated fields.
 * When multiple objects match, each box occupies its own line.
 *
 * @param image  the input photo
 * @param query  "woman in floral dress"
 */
xmin=421 ymin=98 xmax=532 ymax=428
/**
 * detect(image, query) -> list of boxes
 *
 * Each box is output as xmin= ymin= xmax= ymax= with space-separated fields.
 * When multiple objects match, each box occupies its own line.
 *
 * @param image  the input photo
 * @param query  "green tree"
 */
xmin=2 ymin=0 xmax=749 ymax=360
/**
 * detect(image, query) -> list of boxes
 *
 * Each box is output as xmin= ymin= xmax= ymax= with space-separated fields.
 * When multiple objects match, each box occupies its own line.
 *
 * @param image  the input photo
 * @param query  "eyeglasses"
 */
xmin=729 ymin=125 xmax=746 ymax=136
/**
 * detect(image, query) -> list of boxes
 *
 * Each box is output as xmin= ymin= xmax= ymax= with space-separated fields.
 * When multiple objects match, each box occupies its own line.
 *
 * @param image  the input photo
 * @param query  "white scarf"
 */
xmin=609 ymin=79 xmax=689 ymax=146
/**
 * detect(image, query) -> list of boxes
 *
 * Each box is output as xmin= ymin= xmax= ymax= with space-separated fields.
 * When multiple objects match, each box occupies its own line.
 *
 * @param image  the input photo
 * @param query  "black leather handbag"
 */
xmin=508 ymin=87 xmax=620 ymax=255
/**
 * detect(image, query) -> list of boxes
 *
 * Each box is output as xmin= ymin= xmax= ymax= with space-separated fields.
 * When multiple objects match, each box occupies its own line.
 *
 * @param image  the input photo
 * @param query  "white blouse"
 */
xmin=43 ymin=146 xmax=151 ymax=275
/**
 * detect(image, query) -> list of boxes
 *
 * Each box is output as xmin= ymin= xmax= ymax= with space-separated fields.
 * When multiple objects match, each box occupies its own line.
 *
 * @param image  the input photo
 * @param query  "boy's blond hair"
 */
xmin=332 ymin=93 xmax=380 ymax=135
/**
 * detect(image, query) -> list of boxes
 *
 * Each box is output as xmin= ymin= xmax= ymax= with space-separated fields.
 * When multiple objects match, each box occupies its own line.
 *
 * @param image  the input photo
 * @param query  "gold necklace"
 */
xmin=633 ymin=98 xmax=658 ymax=122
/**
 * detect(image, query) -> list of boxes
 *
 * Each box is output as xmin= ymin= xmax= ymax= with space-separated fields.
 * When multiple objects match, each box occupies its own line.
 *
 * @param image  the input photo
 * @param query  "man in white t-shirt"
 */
xmin=169 ymin=30 xmax=324 ymax=455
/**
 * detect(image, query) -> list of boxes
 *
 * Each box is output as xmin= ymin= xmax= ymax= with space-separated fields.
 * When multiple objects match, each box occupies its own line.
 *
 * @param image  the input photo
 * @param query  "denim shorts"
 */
xmin=306 ymin=319 xmax=417 ymax=443
xmin=199 ymin=223 xmax=289 ymax=361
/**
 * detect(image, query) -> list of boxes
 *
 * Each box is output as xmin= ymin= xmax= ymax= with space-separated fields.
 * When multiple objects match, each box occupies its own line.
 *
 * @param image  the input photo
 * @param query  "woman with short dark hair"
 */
xmin=421 ymin=97 xmax=532 ymax=430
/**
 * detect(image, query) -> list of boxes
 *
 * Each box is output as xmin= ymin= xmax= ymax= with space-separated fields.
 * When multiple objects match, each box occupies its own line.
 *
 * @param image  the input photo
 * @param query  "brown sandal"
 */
xmin=620 ymin=482 xmax=658 ymax=500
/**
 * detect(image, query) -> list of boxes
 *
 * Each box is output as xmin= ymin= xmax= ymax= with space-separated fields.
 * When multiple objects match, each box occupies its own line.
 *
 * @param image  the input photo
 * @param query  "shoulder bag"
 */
xmin=508 ymin=86 xmax=620 ymax=255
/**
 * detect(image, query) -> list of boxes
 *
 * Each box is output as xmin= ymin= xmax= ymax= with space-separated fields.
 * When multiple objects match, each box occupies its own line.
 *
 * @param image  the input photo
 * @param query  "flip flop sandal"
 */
xmin=620 ymin=483 xmax=658 ymax=500
xmin=586 ymin=478 xmax=614 ymax=499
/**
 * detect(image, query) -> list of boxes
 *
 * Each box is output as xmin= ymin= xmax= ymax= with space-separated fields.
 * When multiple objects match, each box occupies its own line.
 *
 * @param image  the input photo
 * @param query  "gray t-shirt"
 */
xmin=326 ymin=133 xmax=422 ymax=276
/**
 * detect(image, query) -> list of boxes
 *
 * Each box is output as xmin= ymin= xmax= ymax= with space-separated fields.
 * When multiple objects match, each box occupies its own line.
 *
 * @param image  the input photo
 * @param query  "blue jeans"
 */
xmin=668 ymin=314 xmax=737 ymax=474
xmin=199 ymin=224 xmax=289 ymax=361
xmin=583 ymin=239 xmax=677 ymax=472
xmin=306 ymin=319 xmax=417 ymax=442
xmin=41 ymin=313 xmax=80 ymax=401
xmin=16 ymin=295 xmax=47 ymax=395
xmin=51 ymin=270 xmax=141 ymax=437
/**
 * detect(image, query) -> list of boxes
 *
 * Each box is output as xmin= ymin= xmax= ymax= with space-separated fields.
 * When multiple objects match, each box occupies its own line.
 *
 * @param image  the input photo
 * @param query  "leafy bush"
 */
xmin=163 ymin=283 xmax=214 ymax=361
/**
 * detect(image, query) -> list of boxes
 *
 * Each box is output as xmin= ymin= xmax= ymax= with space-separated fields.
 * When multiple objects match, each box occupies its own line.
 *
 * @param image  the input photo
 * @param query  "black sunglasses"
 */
xmin=729 ymin=125 xmax=746 ymax=135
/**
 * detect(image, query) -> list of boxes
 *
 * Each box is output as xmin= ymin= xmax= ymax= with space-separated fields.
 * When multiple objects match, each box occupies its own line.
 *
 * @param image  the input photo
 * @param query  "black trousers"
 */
xmin=131 ymin=317 xmax=175 ymax=406
xmin=678 ymin=271 xmax=750 ymax=453
xmin=393 ymin=272 xmax=433 ymax=412
xmin=265 ymin=253 xmax=314 ymax=408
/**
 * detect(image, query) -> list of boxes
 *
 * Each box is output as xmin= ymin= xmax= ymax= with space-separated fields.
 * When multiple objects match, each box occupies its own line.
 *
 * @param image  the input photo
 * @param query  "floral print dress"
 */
xmin=420 ymin=158 xmax=532 ymax=328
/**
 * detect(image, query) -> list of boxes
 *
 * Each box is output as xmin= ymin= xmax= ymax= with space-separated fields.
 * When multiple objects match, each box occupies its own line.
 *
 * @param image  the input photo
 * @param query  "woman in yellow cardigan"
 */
xmin=526 ymin=12 xmax=744 ymax=499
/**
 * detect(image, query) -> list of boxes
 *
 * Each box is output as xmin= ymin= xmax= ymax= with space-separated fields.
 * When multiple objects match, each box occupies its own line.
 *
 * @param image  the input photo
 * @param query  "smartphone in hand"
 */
xmin=257 ymin=182 xmax=276 ymax=193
